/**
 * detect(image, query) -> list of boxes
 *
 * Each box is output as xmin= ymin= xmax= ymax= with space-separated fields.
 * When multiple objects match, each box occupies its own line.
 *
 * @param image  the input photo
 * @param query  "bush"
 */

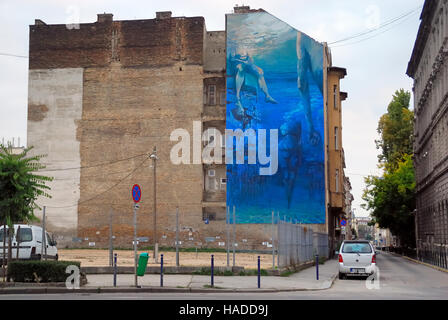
xmin=7 ymin=260 xmax=81 ymax=283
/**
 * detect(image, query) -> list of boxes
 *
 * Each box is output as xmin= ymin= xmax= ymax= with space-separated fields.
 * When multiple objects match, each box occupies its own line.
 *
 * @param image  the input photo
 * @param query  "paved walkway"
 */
xmin=84 ymin=259 xmax=338 ymax=292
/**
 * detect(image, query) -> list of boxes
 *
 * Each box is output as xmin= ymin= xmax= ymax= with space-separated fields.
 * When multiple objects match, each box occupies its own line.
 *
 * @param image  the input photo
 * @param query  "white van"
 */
xmin=0 ymin=224 xmax=58 ymax=261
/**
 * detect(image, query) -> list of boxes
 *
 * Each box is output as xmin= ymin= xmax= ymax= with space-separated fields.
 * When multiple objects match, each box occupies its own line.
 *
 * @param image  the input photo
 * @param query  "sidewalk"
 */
xmin=83 ymin=259 xmax=338 ymax=293
xmin=0 ymin=259 xmax=338 ymax=294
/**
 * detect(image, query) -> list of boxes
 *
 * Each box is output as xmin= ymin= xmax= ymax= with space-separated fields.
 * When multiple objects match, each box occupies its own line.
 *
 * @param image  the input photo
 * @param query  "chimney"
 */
xmin=34 ymin=19 xmax=46 ymax=26
xmin=156 ymin=11 xmax=172 ymax=20
xmin=234 ymin=5 xmax=251 ymax=13
xmin=97 ymin=13 xmax=113 ymax=23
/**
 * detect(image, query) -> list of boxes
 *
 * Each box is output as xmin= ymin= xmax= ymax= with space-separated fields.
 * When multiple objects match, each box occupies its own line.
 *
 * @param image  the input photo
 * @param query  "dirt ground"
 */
xmin=59 ymin=249 xmax=275 ymax=269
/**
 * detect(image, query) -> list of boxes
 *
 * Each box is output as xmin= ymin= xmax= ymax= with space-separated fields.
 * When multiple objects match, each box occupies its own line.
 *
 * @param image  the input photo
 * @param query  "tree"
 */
xmin=0 ymin=145 xmax=52 ymax=280
xmin=363 ymin=89 xmax=416 ymax=248
xmin=375 ymin=89 xmax=413 ymax=171
xmin=363 ymin=154 xmax=416 ymax=247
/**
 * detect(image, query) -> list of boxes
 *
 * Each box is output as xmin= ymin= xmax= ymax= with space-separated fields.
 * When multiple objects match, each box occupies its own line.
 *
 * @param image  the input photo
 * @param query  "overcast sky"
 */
xmin=0 ymin=0 xmax=424 ymax=217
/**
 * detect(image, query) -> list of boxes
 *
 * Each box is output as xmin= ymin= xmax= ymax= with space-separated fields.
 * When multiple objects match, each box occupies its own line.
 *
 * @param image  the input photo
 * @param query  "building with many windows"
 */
xmin=407 ymin=0 xmax=448 ymax=266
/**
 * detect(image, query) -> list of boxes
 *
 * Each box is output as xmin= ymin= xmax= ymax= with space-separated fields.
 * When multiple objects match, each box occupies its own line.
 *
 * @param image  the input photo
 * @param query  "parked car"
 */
xmin=337 ymin=240 xmax=376 ymax=279
xmin=0 ymin=224 xmax=58 ymax=262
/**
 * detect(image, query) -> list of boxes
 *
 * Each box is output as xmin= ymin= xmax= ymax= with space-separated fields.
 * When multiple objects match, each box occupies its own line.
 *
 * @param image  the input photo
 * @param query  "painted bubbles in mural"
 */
xmin=226 ymin=12 xmax=325 ymax=224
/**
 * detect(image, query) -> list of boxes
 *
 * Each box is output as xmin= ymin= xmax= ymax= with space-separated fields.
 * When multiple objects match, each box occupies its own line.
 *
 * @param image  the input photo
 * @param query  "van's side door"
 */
xmin=46 ymin=232 xmax=57 ymax=259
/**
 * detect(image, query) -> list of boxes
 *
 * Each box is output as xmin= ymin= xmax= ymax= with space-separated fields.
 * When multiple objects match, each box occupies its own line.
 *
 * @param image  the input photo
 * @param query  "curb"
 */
xmin=0 ymin=274 xmax=339 ymax=295
xmin=389 ymin=252 xmax=448 ymax=274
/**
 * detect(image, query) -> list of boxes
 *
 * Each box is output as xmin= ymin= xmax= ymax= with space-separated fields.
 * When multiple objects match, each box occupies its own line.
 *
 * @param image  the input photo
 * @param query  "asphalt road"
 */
xmin=1 ymin=252 xmax=447 ymax=300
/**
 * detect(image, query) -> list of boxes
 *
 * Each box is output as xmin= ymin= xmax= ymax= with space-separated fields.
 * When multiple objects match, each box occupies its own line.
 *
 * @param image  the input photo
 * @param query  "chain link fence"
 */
xmin=277 ymin=220 xmax=329 ymax=268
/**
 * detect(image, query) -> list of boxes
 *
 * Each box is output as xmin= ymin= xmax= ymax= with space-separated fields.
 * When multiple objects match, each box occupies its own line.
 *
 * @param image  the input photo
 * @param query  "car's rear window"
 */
xmin=342 ymin=242 xmax=372 ymax=253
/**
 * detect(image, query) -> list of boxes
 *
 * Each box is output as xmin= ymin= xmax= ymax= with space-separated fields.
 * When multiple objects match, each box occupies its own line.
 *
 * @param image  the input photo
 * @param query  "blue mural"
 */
xmin=226 ymin=12 xmax=325 ymax=224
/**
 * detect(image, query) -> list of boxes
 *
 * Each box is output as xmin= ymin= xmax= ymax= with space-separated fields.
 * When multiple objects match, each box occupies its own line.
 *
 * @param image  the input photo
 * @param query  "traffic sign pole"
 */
xmin=131 ymin=184 xmax=141 ymax=288
xmin=134 ymin=203 xmax=138 ymax=287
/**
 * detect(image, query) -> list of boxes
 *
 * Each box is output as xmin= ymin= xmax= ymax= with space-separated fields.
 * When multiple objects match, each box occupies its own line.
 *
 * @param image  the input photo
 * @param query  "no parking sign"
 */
xmin=132 ymin=184 xmax=142 ymax=203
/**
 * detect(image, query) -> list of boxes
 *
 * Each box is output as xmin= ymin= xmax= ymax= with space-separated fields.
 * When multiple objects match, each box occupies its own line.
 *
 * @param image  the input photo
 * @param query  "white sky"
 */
xmin=0 ymin=0 xmax=424 ymax=217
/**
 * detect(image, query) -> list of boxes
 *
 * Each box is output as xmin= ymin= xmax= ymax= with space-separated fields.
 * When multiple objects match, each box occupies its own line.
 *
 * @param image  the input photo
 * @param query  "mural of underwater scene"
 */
xmin=226 ymin=11 xmax=325 ymax=224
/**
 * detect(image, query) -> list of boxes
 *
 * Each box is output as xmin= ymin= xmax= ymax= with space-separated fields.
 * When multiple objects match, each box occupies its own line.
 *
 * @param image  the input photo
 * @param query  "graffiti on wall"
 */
xmin=226 ymin=12 xmax=325 ymax=224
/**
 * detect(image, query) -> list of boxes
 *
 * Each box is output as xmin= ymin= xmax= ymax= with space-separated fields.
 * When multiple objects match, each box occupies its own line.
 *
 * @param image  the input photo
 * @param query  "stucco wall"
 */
xmin=27 ymin=68 xmax=83 ymax=241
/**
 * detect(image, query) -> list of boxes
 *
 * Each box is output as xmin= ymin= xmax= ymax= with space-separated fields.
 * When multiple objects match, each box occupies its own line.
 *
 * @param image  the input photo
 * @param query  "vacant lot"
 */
xmin=59 ymin=249 xmax=275 ymax=269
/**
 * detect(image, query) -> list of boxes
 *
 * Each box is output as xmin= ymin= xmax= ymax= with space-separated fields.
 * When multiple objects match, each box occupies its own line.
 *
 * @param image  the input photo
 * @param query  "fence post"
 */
xmin=257 ymin=256 xmax=261 ymax=289
xmin=113 ymin=253 xmax=117 ymax=287
xmin=211 ymin=254 xmax=214 ymax=287
xmin=160 ymin=254 xmax=164 ymax=287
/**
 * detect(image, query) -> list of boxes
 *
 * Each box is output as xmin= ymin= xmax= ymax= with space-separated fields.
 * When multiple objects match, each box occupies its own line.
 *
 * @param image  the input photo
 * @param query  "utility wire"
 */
xmin=41 ymin=156 xmax=149 ymax=209
xmin=0 ymin=52 xmax=28 ymax=58
xmin=331 ymin=11 xmax=419 ymax=48
xmin=38 ymin=152 xmax=148 ymax=172
xmin=328 ymin=5 xmax=422 ymax=45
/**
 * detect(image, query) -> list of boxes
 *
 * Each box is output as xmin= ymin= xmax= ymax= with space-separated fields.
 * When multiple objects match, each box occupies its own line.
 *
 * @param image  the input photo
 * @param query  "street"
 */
xmin=0 ymin=252 xmax=446 ymax=300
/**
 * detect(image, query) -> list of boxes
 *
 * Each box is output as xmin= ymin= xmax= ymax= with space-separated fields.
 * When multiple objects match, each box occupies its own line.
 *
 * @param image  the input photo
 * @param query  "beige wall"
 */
xmin=27 ymin=68 xmax=84 ymax=241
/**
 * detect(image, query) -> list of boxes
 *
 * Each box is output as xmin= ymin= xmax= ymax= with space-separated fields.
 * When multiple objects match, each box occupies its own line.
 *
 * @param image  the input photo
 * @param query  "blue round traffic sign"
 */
xmin=341 ymin=219 xmax=347 ymax=227
xmin=132 ymin=184 xmax=141 ymax=203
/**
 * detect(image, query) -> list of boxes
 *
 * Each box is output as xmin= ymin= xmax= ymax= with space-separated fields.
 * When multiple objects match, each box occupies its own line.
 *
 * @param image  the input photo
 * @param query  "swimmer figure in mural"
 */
xmin=280 ymin=32 xmax=324 ymax=209
xmin=229 ymin=48 xmax=278 ymax=122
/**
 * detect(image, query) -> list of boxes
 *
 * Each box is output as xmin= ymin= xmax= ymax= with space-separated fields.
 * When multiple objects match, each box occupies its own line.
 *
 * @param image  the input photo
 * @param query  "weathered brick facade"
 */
xmin=27 ymin=9 xmax=345 ymax=250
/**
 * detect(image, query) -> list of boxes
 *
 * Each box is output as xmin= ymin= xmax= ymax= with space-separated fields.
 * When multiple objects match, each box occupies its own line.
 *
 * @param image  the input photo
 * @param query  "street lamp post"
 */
xmin=149 ymin=147 xmax=158 ymax=263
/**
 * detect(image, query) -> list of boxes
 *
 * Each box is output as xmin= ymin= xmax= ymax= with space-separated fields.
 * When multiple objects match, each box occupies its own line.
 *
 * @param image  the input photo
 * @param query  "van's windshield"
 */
xmin=342 ymin=242 xmax=372 ymax=253
xmin=0 ymin=227 xmax=33 ymax=242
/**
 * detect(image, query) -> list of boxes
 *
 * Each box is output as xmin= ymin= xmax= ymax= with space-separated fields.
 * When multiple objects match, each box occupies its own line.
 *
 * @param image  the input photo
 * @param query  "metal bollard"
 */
xmin=211 ymin=254 xmax=214 ymax=287
xmin=160 ymin=254 xmax=164 ymax=287
xmin=257 ymin=256 xmax=261 ymax=289
xmin=316 ymin=254 xmax=319 ymax=280
xmin=113 ymin=253 xmax=117 ymax=287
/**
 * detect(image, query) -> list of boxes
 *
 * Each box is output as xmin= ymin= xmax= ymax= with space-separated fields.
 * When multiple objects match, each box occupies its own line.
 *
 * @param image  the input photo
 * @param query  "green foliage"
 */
xmin=0 ymin=145 xmax=53 ymax=228
xmin=363 ymin=154 xmax=416 ymax=247
xmin=7 ymin=260 xmax=81 ymax=283
xmin=364 ymin=89 xmax=416 ymax=248
xmin=375 ymin=89 xmax=413 ymax=171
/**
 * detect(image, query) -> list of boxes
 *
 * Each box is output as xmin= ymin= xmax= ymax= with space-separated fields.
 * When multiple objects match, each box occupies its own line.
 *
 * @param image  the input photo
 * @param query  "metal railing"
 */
xmin=277 ymin=220 xmax=329 ymax=268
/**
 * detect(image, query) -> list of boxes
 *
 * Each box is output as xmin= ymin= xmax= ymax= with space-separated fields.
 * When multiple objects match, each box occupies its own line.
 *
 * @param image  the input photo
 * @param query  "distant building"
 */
xmin=407 ymin=0 xmax=448 ymax=265
xmin=373 ymin=224 xmax=396 ymax=250
xmin=354 ymin=217 xmax=373 ymax=240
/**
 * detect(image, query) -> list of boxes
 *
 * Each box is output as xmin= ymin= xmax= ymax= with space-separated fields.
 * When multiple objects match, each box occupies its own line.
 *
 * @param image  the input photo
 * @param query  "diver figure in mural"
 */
xmin=279 ymin=120 xmax=302 ymax=209
xmin=296 ymin=32 xmax=324 ymax=146
xmin=280 ymin=33 xmax=324 ymax=208
xmin=230 ymin=49 xmax=278 ymax=122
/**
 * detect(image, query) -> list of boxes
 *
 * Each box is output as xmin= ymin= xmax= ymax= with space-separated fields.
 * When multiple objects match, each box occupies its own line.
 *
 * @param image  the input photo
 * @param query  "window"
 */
xmin=18 ymin=228 xmax=33 ymax=242
xmin=334 ymin=127 xmax=339 ymax=150
xmin=0 ymin=227 xmax=32 ymax=242
xmin=333 ymin=85 xmax=338 ymax=109
xmin=208 ymin=85 xmax=216 ymax=105
xmin=335 ymin=169 xmax=340 ymax=193
xmin=220 ymin=178 xmax=226 ymax=191
xmin=342 ymin=242 xmax=372 ymax=253
xmin=219 ymin=91 xmax=226 ymax=105
xmin=0 ymin=228 xmax=8 ymax=242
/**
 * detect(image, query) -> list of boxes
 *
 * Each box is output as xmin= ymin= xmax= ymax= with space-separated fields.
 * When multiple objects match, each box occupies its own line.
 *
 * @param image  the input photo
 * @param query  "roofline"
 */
xmin=406 ymin=0 xmax=438 ymax=78
xmin=328 ymin=66 xmax=347 ymax=78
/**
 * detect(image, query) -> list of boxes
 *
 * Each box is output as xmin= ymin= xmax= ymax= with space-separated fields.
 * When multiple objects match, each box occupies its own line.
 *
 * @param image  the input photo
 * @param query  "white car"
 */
xmin=337 ymin=240 xmax=376 ymax=279
xmin=0 ymin=224 xmax=58 ymax=262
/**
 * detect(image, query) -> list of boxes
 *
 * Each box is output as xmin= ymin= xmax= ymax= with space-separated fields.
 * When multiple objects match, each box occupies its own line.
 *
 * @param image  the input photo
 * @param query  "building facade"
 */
xmin=407 ymin=0 xmax=448 ymax=265
xmin=27 ymin=7 xmax=349 ymax=251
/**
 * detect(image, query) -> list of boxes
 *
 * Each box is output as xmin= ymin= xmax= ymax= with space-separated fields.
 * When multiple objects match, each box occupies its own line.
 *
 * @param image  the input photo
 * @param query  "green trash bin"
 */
xmin=137 ymin=252 xmax=149 ymax=276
